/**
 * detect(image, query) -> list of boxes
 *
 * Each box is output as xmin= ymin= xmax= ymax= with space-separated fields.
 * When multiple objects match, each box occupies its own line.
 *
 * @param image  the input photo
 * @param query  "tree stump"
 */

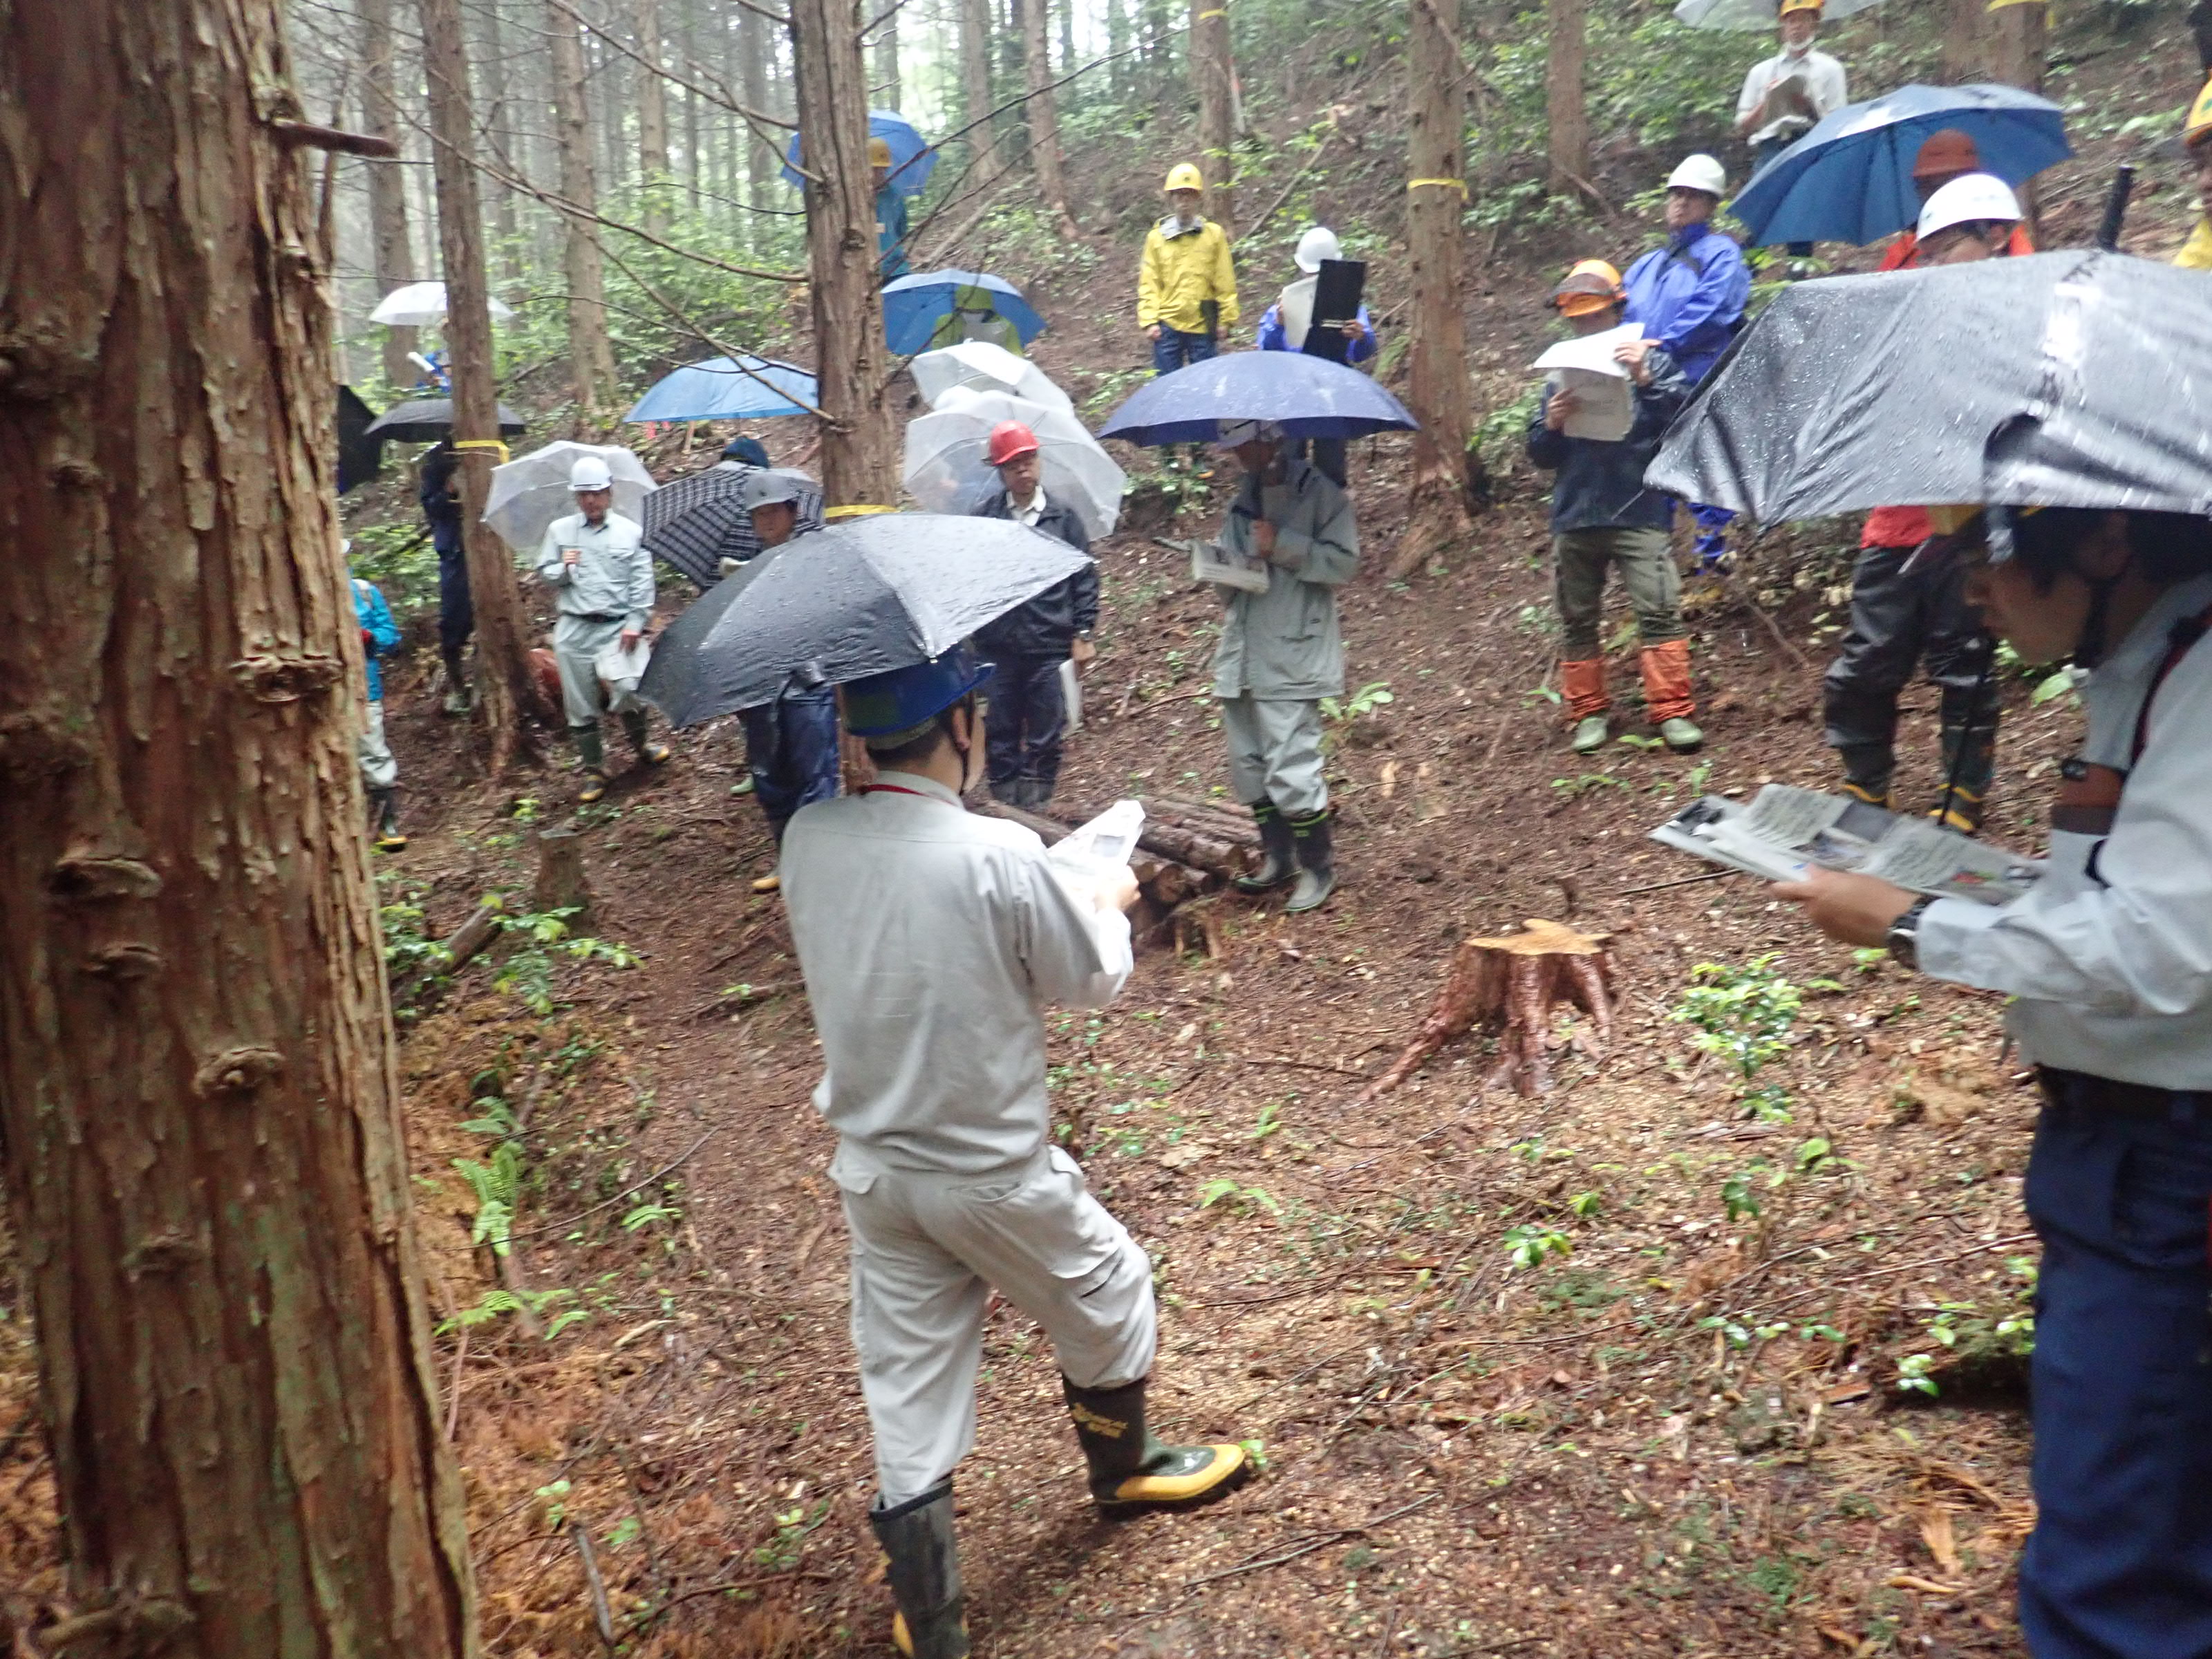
xmin=533 ymin=826 xmax=594 ymax=928
xmin=1361 ymin=918 xmax=1613 ymax=1100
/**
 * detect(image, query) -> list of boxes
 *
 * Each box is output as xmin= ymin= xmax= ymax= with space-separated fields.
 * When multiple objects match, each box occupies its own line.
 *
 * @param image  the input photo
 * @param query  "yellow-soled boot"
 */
xmin=872 ymin=1481 xmax=967 ymax=1658
xmin=1063 ymin=1376 xmax=1250 ymax=1514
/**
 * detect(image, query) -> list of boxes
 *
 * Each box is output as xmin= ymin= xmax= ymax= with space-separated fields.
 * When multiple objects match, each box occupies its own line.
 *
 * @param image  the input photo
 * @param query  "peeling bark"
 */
xmin=0 ymin=1 xmax=477 ymax=1652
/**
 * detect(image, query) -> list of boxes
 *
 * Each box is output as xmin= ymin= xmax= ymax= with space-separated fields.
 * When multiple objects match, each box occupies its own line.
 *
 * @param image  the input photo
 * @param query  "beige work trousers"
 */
xmin=832 ymin=1143 xmax=1158 ymax=1500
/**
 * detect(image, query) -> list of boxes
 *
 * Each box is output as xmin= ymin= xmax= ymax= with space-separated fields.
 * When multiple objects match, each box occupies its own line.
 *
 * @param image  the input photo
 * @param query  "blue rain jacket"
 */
xmin=1622 ymin=225 xmax=1750 ymax=384
xmin=353 ymin=577 xmax=401 ymax=702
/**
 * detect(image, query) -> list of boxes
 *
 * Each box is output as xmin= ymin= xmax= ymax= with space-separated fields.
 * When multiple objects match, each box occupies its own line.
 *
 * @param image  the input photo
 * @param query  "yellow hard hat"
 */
xmin=868 ymin=135 xmax=893 ymax=166
xmin=1778 ymin=0 xmax=1822 ymax=17
xmin=2186 ymin=75 xmax=2212 ymax=151
xmin=1164 ymin=162 xmax=1203 ymax=194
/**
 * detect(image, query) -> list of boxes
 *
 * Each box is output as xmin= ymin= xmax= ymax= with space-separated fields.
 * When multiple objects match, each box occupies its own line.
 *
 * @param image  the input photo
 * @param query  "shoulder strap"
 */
xmin=2130 ymin=601 xmax=2212 ymax=764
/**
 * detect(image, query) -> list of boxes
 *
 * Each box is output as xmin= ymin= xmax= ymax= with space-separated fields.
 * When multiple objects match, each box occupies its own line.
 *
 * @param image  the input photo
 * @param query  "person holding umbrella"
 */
xmin=1528 ymin=261 xmax=1702 ymax=757
xmin=1622 ymin=154 xmax=1751 ymax=570
xmin=1775 ymin=505 xmax=2212 ymax=1659
xmin=536 ymin=455 xmax=673 ymax=803
xmin=1138 ymin=163 xmax=1239 ymax=375
xmin=968 ymin=422 xmax=1096 ymax=809
xmin=420 ymin=440 xmax=474 ymax=715
xmin=1822 ymin=174 xmax=2024 ymax=827
xmin=1209 ymin=420 xmax=1358 ymax=913
xmin=1255 ymin=227 xmax=1378 ymax=487
xmin=2176 ymin=75 xmax=2212 ymax=270
xmin=873 ymin=135 xmax=912 ymax=280
xmin=1877 ymin=131 xmax=2035 ymax=268
xmin=1734 ymin=0 xmax=1848 ymax=171
xmin=778 ymin=645 xmax=1253 ymax=1659
xmin=735 ymin=469 xmax=839 ymax=877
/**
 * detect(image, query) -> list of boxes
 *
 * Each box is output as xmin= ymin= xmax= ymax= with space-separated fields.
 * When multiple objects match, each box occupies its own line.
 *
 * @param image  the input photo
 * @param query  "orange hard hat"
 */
xmin=1912 ymin=129 xmax=1981 ymax=180
xmin=1550 ymin=259 xmax=1626 ymax=316
xmin=986 ymin=421 xmax=1041 ymax=467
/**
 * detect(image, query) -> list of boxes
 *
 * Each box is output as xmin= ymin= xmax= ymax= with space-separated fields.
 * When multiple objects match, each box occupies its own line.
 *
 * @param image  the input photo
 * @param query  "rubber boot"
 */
xmin=440 ymin=646 xmax=474 ymax=715
xmin=1285 ymin=809 xmax=1335 ymax=914
xmin=1639 ymin=641 xmax=1700 ymax=751
xmin=621 ymin=708 xmax=671 ymax=766
xmin=369 ymin=787 xmax=406 ymax=852
xmin=1233 ymin=801 xmax=1295 ymax=893
xmin=1691 ymin=530 xmax=1730 ymax=573
xmin=1837 ymin=744 xmax=1894 ymax=812
xmin=1930 ymin=720 xmax=1996 ymax=833
xmin=573 ymin=724 xmax=608 ymax=803
xmin=1062 ymin=1376 xmax=1249 ymax=1512
xmin=988 ymin=779 xmax=1022 ymax=807
xmin=871 ymin=1482 xmax=968 ymax=1659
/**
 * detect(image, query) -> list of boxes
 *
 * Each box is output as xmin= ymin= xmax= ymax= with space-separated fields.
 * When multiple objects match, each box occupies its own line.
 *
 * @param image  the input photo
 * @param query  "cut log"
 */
xmin=440 ymin=903 xmax=505 ymax=974
xmin=973 ymin=800 xmax=1215 ymax=913
xmin=1361 ymin=918 xmax=1613 ymax=1100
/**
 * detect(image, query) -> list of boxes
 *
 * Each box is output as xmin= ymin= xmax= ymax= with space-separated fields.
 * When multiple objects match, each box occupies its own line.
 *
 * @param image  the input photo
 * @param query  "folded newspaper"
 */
xmin=1649 ymin=784 xmax=2043 ymax=906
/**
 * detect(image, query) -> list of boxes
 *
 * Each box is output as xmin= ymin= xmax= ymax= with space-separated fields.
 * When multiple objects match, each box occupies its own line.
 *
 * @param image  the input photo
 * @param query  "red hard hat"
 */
xmin=986 ymin=421 xmax=1040 ymax=467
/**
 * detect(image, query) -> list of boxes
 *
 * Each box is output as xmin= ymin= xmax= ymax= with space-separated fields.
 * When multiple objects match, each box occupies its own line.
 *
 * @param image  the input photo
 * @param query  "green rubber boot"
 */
xmin=1233 ymin=802 xmax=1296 ymax=893
xmin=872 ymin=1481 xmax=967 ymax=1659
xmin=1063 ymin=1376 xmax=1250 ymax=1513
xmin=1571 ymin=714 xmax=1610 ymax=754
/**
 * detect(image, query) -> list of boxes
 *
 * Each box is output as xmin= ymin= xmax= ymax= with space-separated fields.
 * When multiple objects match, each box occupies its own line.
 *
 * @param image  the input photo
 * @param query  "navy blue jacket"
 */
xmin=970 ymin=489 xmax=1098 ymax=659
xmin=1524 ymin=347 xmax=1690 ymax=534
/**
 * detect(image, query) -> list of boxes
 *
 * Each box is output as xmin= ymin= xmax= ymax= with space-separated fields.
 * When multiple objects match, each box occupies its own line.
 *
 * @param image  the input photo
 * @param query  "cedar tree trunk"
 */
xmin=360 ymin=0 xmax=420 ymax=384
xmin=1021 ymin=0 xmax=1076 ymax=225
xmin=636 ymin=0 xmax=674 ymax=234
xmin=960 ymin=0 xmax=1003 ymax=182
xmin=791 ymin=0 xmax=900 ymax=505
xmin=0 ymin=1 xmax=477 ymax=1651
xmin=1545 ymin=0 xmax=1591 ymax=203
xmin=424 ymin=0 xmax=541 ymax=773
xmin=874 ymin=6 xmax=902 ymax=107
xmin=1189 ymin=0 xmax=1237 ymax=234
xmin=547 ymin=0 xmax=621 ymax=409
xmin=1391 ymin=0 xmax=1474 ymax=577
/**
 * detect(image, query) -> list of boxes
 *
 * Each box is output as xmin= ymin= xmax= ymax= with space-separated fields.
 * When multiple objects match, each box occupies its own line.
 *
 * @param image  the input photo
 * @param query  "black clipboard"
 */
xmin=1300 ymin=259 xmax=1367 ymax=364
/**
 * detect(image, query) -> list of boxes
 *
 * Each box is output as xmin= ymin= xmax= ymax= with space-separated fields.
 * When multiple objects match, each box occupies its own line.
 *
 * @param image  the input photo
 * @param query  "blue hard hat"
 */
xmin=843 ymin=645 xmax=996 ymax=738
xmin=722 ymin=434 xmax=771 ymax=466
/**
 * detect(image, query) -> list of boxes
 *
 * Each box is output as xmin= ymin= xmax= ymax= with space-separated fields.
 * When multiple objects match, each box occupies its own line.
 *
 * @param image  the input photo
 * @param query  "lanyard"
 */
xmin=863 ymin=784 xmax=929 ymax=798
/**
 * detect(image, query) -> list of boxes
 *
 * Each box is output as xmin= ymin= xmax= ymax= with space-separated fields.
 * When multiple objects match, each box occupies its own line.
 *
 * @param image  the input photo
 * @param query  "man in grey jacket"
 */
xmin=534 ymin=455 xmax=671 ymax=803
xmin=1209 ymin=420 xmax=1359 ymax=912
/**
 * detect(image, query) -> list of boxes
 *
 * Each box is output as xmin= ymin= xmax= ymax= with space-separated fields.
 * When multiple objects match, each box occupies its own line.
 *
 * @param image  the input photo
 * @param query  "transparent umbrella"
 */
xmin=370 ymin=281 xmax=516 ymax=327
xmin=483 ymin=441 xmax=657 ymax=554
xmin=903 ymin=387 xmax=1127 ymax=538
xmin=910 ymin=341 xmax=1074 ymax=412
xmin=1674 ymin=0 xmax=1881 ymax=27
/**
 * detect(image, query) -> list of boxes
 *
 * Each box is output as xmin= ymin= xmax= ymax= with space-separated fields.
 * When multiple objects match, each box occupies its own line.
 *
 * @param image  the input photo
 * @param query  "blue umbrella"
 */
xmin=1730 ymin=83 xmax=2072 ymax=248
xmin=881 ymin=270 xmax=1047 ymax=357
xmin=1098 ymin=350 xmax=1418 ymax=447
xmin=624 ymin=355 xmax=819 ymax=423
xmin=782 ymin=111 xmax=936 ymax=198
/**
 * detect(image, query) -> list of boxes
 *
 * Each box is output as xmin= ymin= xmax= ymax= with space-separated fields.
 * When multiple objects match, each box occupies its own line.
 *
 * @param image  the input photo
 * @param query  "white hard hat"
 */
xmin=1665 ymin=153 xmax=1727 ymax=198
xmin=568 ymin=455 xmax=615 ymax=492
xmin=1294 ymin=227 xmax=1343 ymax=273
xmin=1916 ymin=172 xmax=2021 ymax=241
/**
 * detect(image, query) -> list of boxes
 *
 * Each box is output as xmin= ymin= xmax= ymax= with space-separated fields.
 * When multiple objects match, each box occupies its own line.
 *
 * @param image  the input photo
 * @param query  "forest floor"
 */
xmin=2 ymin=30 xmax=2206 ymax=1659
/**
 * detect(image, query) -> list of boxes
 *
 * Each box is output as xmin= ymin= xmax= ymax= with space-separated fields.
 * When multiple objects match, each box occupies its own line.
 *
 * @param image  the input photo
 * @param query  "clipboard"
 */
xmin=1300 ymin=259 xmax=1367 ymax=364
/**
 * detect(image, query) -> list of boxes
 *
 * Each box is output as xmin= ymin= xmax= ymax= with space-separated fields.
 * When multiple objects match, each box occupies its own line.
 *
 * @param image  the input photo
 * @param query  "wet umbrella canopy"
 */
xmin=364 ymin=397 xmax=527 ymax=444
xmin=637 ymin=512 xmax=1090 ymax=727
xmin=1646 ymin=252 xmax=2212 ymax=522
xmin=1098 ymin=350 xmax=1418 ymax=445
xmin=642 ymin=464 xmax=824 ymax=587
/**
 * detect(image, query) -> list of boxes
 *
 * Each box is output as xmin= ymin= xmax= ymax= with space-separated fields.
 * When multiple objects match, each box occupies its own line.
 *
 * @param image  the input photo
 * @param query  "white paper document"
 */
xmin=1649 ymin=784 xmax=2044 ymax=906
xmin=1530 ymin=324 xmax=1644 ymax=442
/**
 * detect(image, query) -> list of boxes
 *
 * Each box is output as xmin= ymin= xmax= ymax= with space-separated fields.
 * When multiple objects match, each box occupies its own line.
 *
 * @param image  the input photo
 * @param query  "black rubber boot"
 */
xmin=1233 ymin=802 xmax=1295 ymax=893
xmin=440 ymin=646 xmax=473 ymax=715
xmin=871 ymin=1481 xmax=967 ymax=1659
xmin=621 ymin=708 xmax=671 ymax=765
xmin=1837 ymin=744 xmax=1895 ymax=812
xmin=369 ymin=787 xmax=406 ymax=851
xmin=1931 ymin=720 xmax=1996 ymax=833
xmin=1062 ymin=1376 xmax=1248 ymax=1513
xmin=573 ymin=725 xmax=608 ymax=803
xmin=1285 ymin=810 xmax=1335 ymax=914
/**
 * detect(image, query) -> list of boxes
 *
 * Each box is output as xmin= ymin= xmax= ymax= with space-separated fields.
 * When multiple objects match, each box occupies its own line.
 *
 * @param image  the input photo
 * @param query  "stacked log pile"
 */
xmin=975 ymin=794 xmax=1262 ymax=938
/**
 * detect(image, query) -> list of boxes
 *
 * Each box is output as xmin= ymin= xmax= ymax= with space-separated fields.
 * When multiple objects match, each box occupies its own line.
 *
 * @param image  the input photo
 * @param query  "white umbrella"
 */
xmin=910 ymin=341 xmax=1074 ymax=413
xmin=903 ymin=387 xmax=1126 ymax=539
xmin=370 ymin=281 xmax=516 ymax=327
xmin=483 ymin=441 xmax=657 ymax=554
xmin=1673 ymin=0 xmax=1880 ymax=27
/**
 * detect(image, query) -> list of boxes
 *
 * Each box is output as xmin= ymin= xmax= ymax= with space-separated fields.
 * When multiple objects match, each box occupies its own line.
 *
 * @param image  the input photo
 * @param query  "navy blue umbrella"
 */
xmin=782 ymin=111 xmax=935 ymax=198
xmin=882 ymin=271 xmax=1047 ymax=356
xmin=1098 ymin=350 xmax=1419 ymax=446
xmin=1731 ymin=83 xmax=2072 ymax=248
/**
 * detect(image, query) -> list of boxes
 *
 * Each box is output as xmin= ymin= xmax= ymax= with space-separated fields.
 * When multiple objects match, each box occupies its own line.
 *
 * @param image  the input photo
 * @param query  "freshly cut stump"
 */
xmin=1361 ymin=918 xmax=1613 ymax=1099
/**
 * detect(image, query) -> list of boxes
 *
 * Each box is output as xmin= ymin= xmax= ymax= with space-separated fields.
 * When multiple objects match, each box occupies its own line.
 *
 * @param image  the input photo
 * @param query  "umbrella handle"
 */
xmin=2095 ymin=165 xmax=2136 ymax=252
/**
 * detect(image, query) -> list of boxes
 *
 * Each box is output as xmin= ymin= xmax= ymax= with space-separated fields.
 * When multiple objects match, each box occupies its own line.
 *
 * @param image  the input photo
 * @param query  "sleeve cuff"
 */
xmin=1911 ymin=897 xmax=2003 ymax=985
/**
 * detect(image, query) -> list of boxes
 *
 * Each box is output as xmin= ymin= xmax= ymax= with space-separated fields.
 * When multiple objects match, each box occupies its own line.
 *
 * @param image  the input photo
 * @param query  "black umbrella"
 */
xmin=641 ymin=462 xmax=825 ymax=586
xmin=637 ymin=512 xmax=1091 ymax=727
xmin=336 ymin=385 xmax=384 ymax=494
xmin=363 ymin=397 xmax=529 ymax=444
xmin=1647 ymin=251 xmax=2212 ymax=523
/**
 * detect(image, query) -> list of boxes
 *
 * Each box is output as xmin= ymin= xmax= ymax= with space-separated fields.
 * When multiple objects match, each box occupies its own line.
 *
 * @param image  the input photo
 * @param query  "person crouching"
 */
xmin=1528 ymin=259 xmax=1702 ymax=756
xmin=1210 ymin=420 xmax=1358 ymax=913
xmin=534 ymin=455 xmax=671 ymax=803
xmin=969 ymin=420 xmax=1098 ymax=809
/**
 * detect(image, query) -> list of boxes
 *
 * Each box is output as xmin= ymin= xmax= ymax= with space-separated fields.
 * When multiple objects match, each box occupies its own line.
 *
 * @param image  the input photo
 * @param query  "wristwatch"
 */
xmin=1884 ymin=896 xmax=1938 ymax=971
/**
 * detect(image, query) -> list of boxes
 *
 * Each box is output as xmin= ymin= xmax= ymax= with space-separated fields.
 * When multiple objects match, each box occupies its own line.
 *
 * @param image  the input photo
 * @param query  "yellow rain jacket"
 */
xmin=2175 ymin=219 xmax=2212 ymax=270
xmin=1138 ymin=216 xmax=1239 ymax=336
